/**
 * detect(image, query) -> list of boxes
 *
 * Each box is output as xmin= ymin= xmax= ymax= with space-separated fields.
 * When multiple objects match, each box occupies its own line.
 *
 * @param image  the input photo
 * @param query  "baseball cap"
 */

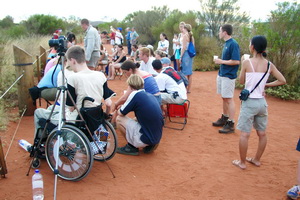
xmin=160 ymin=57 xmax=171 ymax=65
xmin=117 ymin=27 xmax=122 ymax=31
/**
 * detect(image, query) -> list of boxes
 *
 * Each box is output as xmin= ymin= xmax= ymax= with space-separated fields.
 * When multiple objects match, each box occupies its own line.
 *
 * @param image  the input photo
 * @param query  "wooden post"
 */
xmin=0 ymin=137 xmax=8 ymax=178
xmin=13 ymin=45 xmax=36 ymax=116
xmin=36 ymin=55 xmax=41 ymax=81
xmin=39 ymin=46 xmax=47 ymax=76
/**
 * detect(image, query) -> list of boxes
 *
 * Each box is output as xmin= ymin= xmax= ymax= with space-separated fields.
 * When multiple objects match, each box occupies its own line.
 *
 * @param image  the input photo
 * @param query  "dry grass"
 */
xmin=0 ymin=35 xmax=50 ymax=130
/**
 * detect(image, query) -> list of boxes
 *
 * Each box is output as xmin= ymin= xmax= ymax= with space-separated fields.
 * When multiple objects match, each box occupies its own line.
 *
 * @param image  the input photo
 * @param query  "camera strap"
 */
xmin=249 ymin=61 xmax=270 ymax=94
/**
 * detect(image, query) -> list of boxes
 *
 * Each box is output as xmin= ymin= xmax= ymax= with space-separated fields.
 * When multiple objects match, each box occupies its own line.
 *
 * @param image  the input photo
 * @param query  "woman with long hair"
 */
xmin=180 ymin=24 xmax=194 ymax=93
xmin=108 ymin=44 xmax=126 ymax=80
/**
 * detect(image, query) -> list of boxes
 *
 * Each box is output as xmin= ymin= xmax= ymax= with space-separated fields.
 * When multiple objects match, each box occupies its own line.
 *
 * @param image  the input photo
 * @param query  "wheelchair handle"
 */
xmin=81 ymin=97 xmax=95 ymax=108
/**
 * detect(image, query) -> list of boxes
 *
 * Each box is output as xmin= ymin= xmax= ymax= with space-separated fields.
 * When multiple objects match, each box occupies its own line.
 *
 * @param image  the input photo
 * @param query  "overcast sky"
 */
xmin=0 ymin=0 xmax=298 ymax=23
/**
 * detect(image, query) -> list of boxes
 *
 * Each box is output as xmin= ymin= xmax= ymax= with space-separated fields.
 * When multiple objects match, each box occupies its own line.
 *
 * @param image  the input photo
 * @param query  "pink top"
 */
xmin=44 ymin=57 xmax=58 ymax=75
xmin=245 ymin=60 xmax=270 ymax=98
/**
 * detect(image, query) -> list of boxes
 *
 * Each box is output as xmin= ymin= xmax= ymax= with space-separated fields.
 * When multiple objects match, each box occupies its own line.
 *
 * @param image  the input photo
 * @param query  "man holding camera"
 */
xmin=81 ymin=18 xmax=101 ymax=70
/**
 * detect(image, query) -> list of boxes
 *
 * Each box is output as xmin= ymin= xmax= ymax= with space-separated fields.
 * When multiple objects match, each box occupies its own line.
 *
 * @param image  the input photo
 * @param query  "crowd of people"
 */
xmin=29 ymin=19 xmax=298 ymax=199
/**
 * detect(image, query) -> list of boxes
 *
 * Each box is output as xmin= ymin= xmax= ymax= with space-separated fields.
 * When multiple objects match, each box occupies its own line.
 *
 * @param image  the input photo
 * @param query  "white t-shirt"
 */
xmin=140 ymin=57 xmax=158 ymax=75
xmin=157 ymin=40 xmax=169 ymax=55
xmin=155 ymin=67 xmax=187 ymax=99
xmin=115 ymin=31 xmax=124 ymax=45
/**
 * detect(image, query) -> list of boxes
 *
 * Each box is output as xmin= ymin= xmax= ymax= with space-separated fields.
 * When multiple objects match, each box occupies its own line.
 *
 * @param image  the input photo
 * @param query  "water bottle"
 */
xmin=18 ymin=139 xmax=32 ymax=152
xmin=32 ymin=169 xmax=44 ymax=200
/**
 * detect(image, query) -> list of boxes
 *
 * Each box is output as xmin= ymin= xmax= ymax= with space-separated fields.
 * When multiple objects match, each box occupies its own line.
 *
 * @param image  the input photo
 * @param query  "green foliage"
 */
xmin=194 ymin=36 xmax=221 ymax=71
xmin=197 ymin=0 xmax=250 ymax=39
xmin=5 ymin=25 xmax=27 ymax=38
xmin=265 ymin=85 xmax=300 ymax=100
xmin=22 ymin=14 xmax=65 ymax=35
xmin=0 ymin=16 xmax=14 ymax=28
xmin=247 ymin=2 xmax=300 ymax=87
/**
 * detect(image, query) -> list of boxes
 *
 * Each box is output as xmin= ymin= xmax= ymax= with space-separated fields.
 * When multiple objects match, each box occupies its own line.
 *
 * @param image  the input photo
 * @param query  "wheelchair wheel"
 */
xmin=45 ymin=124 xmax=93 ymax=181
xmin=93 ymin=120 xmax=118 ymax=161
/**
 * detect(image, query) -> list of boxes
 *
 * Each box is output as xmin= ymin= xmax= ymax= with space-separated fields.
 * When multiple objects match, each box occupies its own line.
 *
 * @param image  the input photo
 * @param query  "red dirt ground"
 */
xmin=0 ymin=71 xmax=299 ymax=200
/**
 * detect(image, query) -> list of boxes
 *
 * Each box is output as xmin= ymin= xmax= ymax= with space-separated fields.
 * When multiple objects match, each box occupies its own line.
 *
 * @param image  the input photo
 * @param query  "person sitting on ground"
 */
xmin=130 ymin=44 xmax=139 ymax=62
xmin=97 ymin=44 xmax=109 ymax=72
xmin=139 ymin=47 xmax=157 ymax=76
xmin=34 ymin=46 xmax=114 ymax=141
xmin=154 ymin=50 xmax=167 ymax=60
xmin=152 ymin=57 xmax=187 ymax=105
xmin=107 ymin=44 xmax=127 ymax=80
xmin=116 ymin=74 xmax=163 ymax=156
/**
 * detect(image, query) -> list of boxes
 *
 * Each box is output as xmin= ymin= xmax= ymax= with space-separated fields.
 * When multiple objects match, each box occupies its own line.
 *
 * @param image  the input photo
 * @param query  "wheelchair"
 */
xmin=29 ymin=97 xmax=118 ymax=181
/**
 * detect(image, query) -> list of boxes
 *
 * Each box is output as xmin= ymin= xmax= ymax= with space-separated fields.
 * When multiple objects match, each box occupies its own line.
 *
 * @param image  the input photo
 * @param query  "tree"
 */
xmin=0 ymin=16 xmax=14 ymax=28
xmin=197 ymin=0 xmax=250 ymax=39
xmin=22 ymin=14 xmax=65 ymax=35
xmin=130 ymin=6 xmax=170 ymax=45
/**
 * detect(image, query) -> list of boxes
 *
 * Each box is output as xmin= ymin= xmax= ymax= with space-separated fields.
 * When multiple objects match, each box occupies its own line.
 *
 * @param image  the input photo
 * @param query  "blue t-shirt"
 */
xmin=126 ymin=31 xmax=131 ymax=41
xmin=120 ymin=89 xmax=163 ymax=145
xmin=37 ymin=64 xmax=62 ymax=88
xmin=144 ymin=75 xmax=160 ymax=95
xmin=218 ymin=38 xmax=240 ymax=79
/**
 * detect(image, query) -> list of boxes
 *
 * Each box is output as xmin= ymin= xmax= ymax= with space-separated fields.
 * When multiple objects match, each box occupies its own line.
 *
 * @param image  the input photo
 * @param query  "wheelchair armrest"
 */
xmin=81 ymin=97 xmax=95 ymax=108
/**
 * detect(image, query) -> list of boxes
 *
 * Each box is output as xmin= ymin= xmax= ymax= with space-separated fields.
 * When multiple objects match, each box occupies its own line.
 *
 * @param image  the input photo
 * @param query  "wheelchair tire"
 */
xmin=45 ymin=124 xmax=94 ymax=181
xmin=93 ymin=120 xmax=118 ymax=162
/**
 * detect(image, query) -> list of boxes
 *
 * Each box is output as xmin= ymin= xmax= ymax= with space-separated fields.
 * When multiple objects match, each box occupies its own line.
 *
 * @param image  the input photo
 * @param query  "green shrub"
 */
xmin=265 ymin=85 xmax=300 ymax=100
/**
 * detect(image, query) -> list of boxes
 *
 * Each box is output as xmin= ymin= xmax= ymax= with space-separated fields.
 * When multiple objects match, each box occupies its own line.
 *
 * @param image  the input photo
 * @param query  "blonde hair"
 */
xmin=184 ymin=24 xmax=193 ymax=41
xmin=139 ymin=47 xmax=151 ymax=57
xmin=179 ymin=21 xmax=186 ymax=26
xmin=127 ymin=74 xmax=144 ymax=90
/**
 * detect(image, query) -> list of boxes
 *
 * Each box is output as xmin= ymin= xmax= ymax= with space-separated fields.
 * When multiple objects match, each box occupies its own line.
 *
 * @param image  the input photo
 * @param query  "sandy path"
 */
xmin=0 ymin=71 xmax=299 ymax=200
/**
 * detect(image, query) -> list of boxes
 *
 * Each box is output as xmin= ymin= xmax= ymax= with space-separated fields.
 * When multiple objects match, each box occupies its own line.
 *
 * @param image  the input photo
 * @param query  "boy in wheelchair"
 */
xmin=33 ymin=45 xmax=115 ymax=157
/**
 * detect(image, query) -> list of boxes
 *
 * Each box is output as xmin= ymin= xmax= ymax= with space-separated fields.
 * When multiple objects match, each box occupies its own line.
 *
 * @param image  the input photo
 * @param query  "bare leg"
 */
xmin=222 ymin=98 xmax=235 ymax=120
xmin=239 ymin=131 xmax=250 ymax=168
xmin=110 ymin=64 xmax=116 ymax=80
xmin=116 ymin=115 xmax=129 ymax=139
xmin=252 ymin=130 xmax=267 ymax=165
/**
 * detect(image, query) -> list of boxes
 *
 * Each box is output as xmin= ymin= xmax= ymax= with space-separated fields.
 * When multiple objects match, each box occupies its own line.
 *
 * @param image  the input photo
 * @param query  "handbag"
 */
xmin=187 ymin=41 xmax=196 ymax=58
xmin=239 ymin=61 xmax=270 ymax=101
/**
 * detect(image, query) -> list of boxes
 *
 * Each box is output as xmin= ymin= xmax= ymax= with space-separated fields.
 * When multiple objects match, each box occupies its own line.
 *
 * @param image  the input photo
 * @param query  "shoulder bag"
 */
xmin=239 ymin=61 xmax=270 ymax=101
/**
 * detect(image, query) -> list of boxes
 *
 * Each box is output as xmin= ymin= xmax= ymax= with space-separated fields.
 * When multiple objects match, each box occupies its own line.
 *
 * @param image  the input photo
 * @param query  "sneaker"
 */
xmin=219 ymin=120 xmax=235 ymax=134
xmin=212 ymin=114 xmax=229 ymax=127
xmin=287 ymin=185 xmax=300 ymax=200
xmin=117 ymin=144 xmax=139 ymax=156
xmin=143 ymin=144 xmax=159 ymax=154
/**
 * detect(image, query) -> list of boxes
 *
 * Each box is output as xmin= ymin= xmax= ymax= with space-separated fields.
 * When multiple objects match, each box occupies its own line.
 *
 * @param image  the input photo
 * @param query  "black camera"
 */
xmin=49 ymin=35 xmax=67 ymax=54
